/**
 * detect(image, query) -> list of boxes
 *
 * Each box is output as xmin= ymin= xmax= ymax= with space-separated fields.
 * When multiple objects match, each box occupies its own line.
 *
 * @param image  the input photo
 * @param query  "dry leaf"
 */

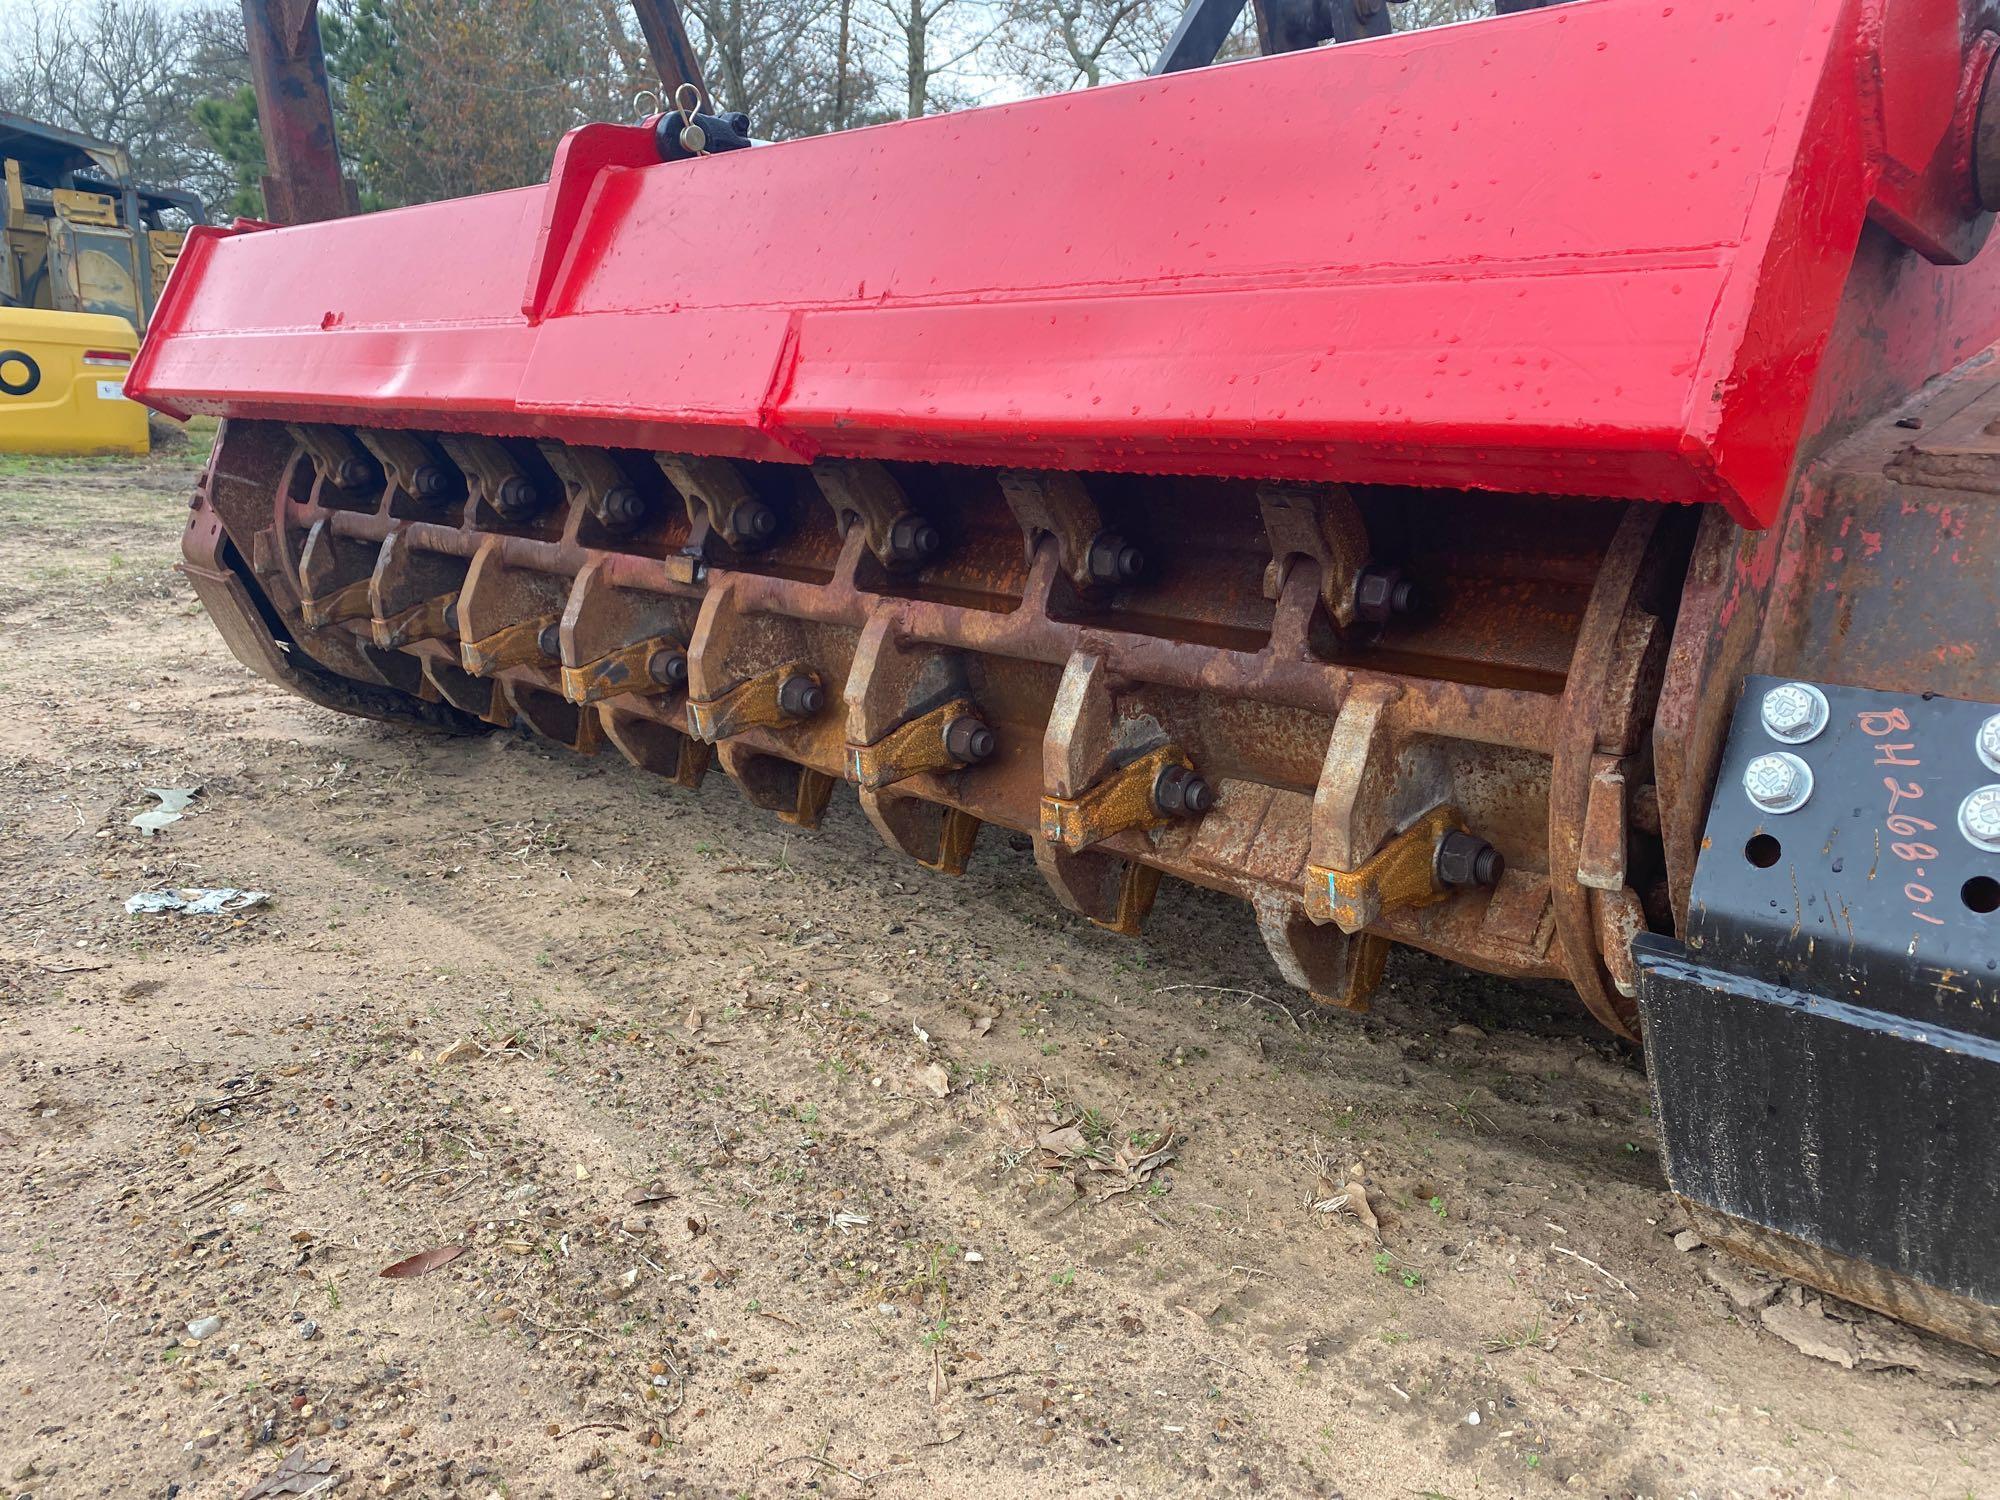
xmin=239 ymin=1449 xmax=341 ymax=1498
xmin=915 ymin=1062 xmax=952 ymax=1098
xmin=1343 ymin=1181 xmax=1380 ymax=1241
xmin=434 ymin=1037 xmax=480 ymax=1065
xmin=378 ymin=1243 xmax=469 ymax=1279
xmin=1037 ymin=1125 xmax=1091 ymax=1157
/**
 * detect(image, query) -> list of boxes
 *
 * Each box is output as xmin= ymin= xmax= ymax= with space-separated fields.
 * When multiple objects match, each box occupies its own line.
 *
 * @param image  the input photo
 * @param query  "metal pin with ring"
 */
xmin=675 ymin=83 xmax=707 ymax=156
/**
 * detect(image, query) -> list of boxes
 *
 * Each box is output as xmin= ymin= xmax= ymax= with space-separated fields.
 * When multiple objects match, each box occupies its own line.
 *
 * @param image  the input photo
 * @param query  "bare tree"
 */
xmin=1392 ymin=0 xmax=1493 ymax=30
xmin=0 ymin=0 xmax=245 ymax=204
xmin=997 ymin=0 xmax=1179 ymax=91
xmin=677 ymin=0 xmax=874 ymax=135
xmin=859 ymin=0 xmax=1013 ymax=117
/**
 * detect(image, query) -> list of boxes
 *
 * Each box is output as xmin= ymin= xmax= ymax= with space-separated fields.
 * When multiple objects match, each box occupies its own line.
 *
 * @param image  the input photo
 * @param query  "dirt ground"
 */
xmin=1 ymin=441 xmax=1996 ymax=1500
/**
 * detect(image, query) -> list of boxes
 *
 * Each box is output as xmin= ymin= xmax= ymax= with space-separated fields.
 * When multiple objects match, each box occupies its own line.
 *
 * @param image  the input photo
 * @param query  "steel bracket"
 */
xmin=845 ymin=697 xmax=982 ymax=789
xmin=998 ymin=470 xmax=1110 ymax=593
xmin=287 ymin=423 xmax=376 ymax=493
xmin=812 ymin=459 xmax=935 ymax=571
xmin=541 ymin=442 xmax=644 ymax=531
xmin=656 ymin=453 xmax=769 ymax=549
xmin=1257 ymin=482 xmax=1370 ymax=630
xmin=356 ymin=428 xmax=452 ymax=505
xmin=687 ymin=659 xmax=822 ymax=743
xmin=439 ymin=433 xmax=541 ymax=519
xmin=372 ymin=590 xmax=458 ymax=650
xmin=300 ymin=576 xmax=371 ymax=630
xmin=1307 ymin=803 xmax=1463 ymax=934
xmin=462 ymin=613 xmax=559 ymax=676
xmin=1038 ymin=743 xmax=1190 ymax=853
xmin=561 ymin=635 xmax=684 ymax=706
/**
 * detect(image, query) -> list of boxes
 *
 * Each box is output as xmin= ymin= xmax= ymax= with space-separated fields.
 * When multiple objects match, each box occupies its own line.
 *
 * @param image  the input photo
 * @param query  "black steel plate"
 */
xmin=1690 ymin=676 xmax=2000 ymax=1037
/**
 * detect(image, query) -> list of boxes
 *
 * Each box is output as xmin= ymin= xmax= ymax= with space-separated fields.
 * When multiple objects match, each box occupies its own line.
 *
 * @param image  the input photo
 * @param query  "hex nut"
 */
xmin=777 ymin=672 xmax=824 ymax=719
xmin=493 ymin=475 xmax=541 ymax=518
xmin=1960 ymin=784 xmax=2000 ymax=853
xmin=1759 ymin=682 xmax=1829 ymax=744
xmin=599 ymin=485 xmax=647 ymax=529
xmin=1743 ymin=751 xmax=1813 ymax=814
xmin=1436 ymin=830 xmax=1505 ymax=889
xmin=1153 ymin=764 xmax=1215 ymax=816
xmin=887 ymin=513 xmax=943 ymax=568
xmin=1353 ymin=565 xmax=1417 ymax=624
xmin=1977 ymin=714 xmax=2000 ymax=775
xmin=943 ymin=715 xmax=996 ymax=763
xmin=410 ymin=462 xmax=450 ymax=501
xmin=648 ymin=650 xmax=690 ymax=690
xmin=728 ymin=498 xmax=780 ymax=547
xmin=1086 ymin=531 xmax=1145 ymax=586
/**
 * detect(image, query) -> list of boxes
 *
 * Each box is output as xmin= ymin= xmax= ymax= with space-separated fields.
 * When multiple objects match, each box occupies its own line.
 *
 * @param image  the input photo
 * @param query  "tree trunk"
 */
xmin=906 ymin=0 xmax=926 ymax=117
xmin=834 ymin=0 xmax=852 ymax=127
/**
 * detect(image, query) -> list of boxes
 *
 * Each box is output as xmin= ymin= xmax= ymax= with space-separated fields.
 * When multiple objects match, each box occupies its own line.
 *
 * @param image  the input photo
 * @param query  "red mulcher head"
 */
xmin=133 ymin=0 xmax=2000 ymax=1352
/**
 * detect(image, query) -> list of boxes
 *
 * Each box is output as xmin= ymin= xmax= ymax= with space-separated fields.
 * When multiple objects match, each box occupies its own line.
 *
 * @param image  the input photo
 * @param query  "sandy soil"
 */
xmin=1 ymin=442 xmax=1996 ymax=1500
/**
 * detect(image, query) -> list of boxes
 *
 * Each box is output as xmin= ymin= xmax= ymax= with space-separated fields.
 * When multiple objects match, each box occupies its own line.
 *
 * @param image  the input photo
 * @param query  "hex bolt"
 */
xmin=335 ymin=458 xmax=375 ymax=491
xmin=728 ymin=498 xmax=780 ymax=548
xmin=1353 ymin=564 xmax=1418 ymax=624
xmin=1961 ymin=784 xmax=2000 ymax=853
xmin=1153 ymin=763 xmax=1216 ymax=817
xmin=943 ymin=714 xmax=996 ymax=764
xmin=1743 ymin=751 xmax=1813 ymax=814
xmin=886 ymin=513 xmax=943 ymax=569
xmin=537 ymin=623 xmax=562 ymax=660
xmin=492 ymin=475 xmax=540 ymax=518
xmin=1086 ymin=530 xmax=1145 ymax=586
xmin=1978 ymin=713 xmax=2000 ymax=775
xmin=1759 ymin=681 xmax=1829 ymax=744
xmin=599 ymin=485 xmax=647 ymax=530
xmin=409 ymin=462 xmax=450 ymax=502
xmin=777 ymin=672 xmax=824 ymax=719
xmin=647 ymin=650 xmax=690 ymax=690
xmin=1435 ymin=830 xmax=1505 ymax=889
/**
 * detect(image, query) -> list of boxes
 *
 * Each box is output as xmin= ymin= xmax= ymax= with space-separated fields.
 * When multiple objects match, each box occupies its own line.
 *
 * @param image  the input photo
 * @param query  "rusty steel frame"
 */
xmin=240 ymin=0 xmax=352 ymax=224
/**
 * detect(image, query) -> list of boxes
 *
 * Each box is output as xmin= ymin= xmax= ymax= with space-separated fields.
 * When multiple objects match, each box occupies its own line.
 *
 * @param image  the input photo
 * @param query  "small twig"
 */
xmin=1550 ymin=1243 xmax=1638 ymax=1301
xmin=181 ymin=1081 xmax=273 ymax=1124
xmin=962 ymin=1367 xmax=1052 ymax=1385
xmin=551 ymin=1420 xmax=628 ymax=1441
xmin=775 ymin=1431 xmax=877 ymax=1487
xmin=1151 ymin=983 xmax=1301 ymax=1032
xmin=1564 ymin=1363 xmax=1630 ymax=1387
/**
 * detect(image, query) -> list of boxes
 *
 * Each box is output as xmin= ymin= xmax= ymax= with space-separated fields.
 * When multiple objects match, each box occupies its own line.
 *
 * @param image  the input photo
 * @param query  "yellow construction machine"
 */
xmin=0 ymin=111 xmax=206 ymax=454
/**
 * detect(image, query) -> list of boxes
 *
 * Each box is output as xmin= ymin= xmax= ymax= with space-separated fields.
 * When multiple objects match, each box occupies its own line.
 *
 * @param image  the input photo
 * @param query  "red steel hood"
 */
xmin=130 ymin=0 xmax=2000 ymax=527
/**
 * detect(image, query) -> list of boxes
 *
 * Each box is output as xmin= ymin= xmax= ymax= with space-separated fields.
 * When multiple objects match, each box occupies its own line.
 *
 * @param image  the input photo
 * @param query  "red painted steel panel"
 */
xmin=129 ymin=0 xmax=2000 ymax=526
